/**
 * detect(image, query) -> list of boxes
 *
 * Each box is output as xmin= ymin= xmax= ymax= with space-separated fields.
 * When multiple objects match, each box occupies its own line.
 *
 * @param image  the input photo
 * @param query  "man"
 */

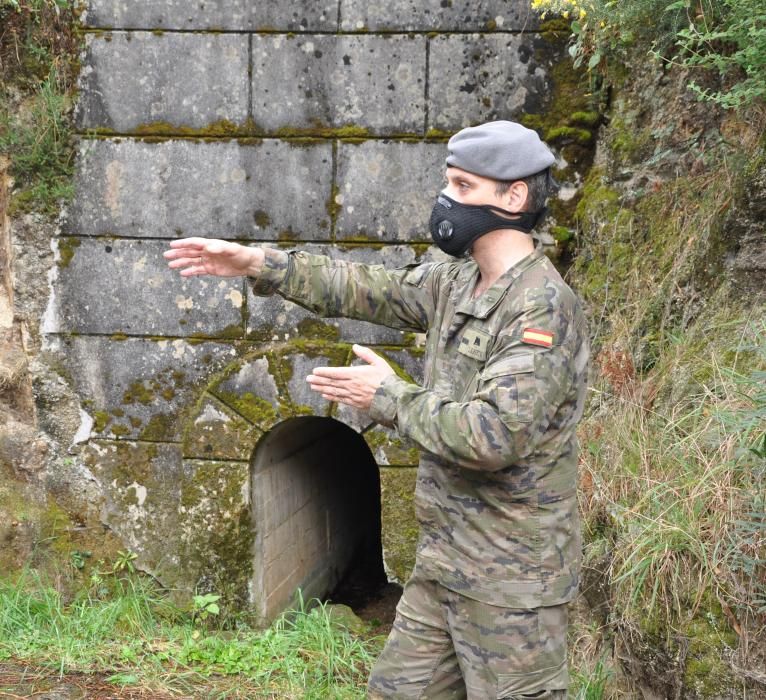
xmin=165 ymin=120 xmax=589 ymax=699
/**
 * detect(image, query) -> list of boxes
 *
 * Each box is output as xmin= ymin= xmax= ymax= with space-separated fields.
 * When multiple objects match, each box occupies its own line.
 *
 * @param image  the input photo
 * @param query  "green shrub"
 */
xmin=530 ymin=0 xmax=766 ymax=108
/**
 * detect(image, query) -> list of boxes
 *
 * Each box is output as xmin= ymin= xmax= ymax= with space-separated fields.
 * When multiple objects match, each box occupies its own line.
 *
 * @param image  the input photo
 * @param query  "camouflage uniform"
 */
xmin=250 ymin=239 xmax=589 ymax=698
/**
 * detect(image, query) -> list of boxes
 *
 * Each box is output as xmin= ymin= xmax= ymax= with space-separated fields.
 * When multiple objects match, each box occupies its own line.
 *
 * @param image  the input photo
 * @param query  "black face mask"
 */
xmin=428 ymin=193 xmax=546 ymax=257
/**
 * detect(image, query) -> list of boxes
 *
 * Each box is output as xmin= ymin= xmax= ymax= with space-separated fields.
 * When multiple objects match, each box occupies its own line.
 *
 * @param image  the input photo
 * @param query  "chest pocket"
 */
xmin=481 ymin=352 xmax=537 ymax=423
xmin=450 ymin=326 xmax=492 ymax=401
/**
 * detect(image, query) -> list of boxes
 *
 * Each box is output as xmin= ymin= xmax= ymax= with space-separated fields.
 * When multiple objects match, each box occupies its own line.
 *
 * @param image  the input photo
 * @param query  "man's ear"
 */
xmin=504 ymin=180 xmax=528 ymax=213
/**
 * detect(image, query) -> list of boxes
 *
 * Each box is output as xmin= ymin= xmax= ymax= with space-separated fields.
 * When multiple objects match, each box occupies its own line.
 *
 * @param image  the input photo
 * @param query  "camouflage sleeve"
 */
xmin=368 ymin=305 xmax=580 ymax=471
xmin=249 ymin=246 xmax=444 ymax=332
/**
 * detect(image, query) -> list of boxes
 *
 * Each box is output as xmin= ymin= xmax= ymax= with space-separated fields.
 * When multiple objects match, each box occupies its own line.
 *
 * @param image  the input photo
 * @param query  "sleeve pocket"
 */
xmin=485 ymin=353 xmax=537 ymax=424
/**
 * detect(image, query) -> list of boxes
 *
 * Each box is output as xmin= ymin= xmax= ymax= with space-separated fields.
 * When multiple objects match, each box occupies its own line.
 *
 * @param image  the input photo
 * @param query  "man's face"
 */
xmin=442 ymin=166 xmax=526 ymax=213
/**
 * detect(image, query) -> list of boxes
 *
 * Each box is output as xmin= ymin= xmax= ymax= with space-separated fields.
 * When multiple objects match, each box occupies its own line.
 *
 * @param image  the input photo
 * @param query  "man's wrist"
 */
xmin=245 ymin=246 xmax=265 ymax=278
xmin=369 ymin=374 xmax=406 ymax=427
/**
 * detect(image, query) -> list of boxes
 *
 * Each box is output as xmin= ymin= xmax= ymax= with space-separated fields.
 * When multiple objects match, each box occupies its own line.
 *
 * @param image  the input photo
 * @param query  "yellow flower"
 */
xmin=562 ymin=10 xmax=569 ymax=18
xmin=579 ymin=8 xmax=587 ymax=18
xmin=600 ymin=19 xmax=606 ymax=27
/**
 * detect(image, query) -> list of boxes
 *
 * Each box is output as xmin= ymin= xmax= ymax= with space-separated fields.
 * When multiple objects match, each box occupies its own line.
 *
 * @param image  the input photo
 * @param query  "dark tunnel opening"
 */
xmin=250 ymin=416 xmax=390 ymax=623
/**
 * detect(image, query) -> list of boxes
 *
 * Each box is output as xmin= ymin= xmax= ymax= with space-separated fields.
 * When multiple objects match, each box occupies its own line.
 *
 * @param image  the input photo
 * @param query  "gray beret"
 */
xmin=445 ymin=120 xmax=555 ymax=180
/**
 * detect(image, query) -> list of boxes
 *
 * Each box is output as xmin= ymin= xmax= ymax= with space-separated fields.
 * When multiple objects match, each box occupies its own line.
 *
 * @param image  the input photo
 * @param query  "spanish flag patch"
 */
xmin=522 ymin=328 xmax=554 ymax=348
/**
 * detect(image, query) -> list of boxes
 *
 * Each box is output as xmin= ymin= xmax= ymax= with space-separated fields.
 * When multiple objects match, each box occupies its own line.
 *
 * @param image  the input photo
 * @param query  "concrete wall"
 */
xmin=40 ymin=0 xmax=582 ymax=613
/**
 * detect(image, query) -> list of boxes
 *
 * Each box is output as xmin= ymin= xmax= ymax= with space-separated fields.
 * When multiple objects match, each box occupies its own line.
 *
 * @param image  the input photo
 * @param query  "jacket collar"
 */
xmin=454 ymin=242 xmax=545 ymax=319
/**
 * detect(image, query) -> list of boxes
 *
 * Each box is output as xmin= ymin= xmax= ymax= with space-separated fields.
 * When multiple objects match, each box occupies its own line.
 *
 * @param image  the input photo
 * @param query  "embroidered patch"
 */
xmin=522 ymin=328 xmax=554 ymax=348
xmin=458 ymin=328 xmax=492 ymax=361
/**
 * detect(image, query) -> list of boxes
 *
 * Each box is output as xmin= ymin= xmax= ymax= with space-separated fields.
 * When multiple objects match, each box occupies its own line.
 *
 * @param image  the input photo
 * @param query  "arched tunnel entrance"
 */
xmin=250 ymin=416 xmax=388 ymax=623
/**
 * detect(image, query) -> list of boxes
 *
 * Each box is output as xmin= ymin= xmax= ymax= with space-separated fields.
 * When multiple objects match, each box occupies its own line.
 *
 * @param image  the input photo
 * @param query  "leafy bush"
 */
xmin=531 ymin=0 xmax=766 ymax=108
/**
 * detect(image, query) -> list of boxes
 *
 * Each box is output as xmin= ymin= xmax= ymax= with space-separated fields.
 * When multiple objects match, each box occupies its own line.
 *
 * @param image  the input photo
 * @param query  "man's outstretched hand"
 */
xmin=308 ymin=344 xmax=395 ymax=411
xmin=164 ymin=237 xmax=264 ymax=278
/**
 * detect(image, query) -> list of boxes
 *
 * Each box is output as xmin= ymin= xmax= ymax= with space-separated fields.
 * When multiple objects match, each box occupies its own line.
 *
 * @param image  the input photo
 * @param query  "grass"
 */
xmin=0 ymin=571 xmax=383 ymax=698
xmin=0 ymin=0 xmax=80 ymax=216
xmin=583 ymin=316 xmax=765 ymax=613
xmin=0 ymin=69 xmax=75 ymax=215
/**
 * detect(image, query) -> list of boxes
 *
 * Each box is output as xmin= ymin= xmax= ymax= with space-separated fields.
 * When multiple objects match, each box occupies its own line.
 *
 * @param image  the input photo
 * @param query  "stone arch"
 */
xmin=178 ymin=341 xmax=420 ymax=620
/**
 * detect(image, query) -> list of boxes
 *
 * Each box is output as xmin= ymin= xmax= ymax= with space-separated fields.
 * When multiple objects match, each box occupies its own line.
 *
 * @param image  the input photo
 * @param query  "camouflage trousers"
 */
xmin=367 ymin=567 xmax=569 ymax=699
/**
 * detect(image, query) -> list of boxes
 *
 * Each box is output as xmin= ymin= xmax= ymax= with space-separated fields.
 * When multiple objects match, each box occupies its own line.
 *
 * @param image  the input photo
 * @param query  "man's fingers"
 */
xmin=167 ymin=255 xmax=203 ymax=269
xmin=306 ymin=374 xmax=350 ymax=388
xmin=311 ymin=366 xmax=361 ymax=379
xmin=168 ymin=237 xmax=209 ymax=249
xmin=164 ymin=247 xmax=199 ymax=261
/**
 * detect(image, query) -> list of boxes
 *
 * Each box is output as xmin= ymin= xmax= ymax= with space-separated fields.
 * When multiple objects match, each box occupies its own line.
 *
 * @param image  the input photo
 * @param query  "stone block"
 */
xmin=56 ymin=335 xmax=239 ymax=441
xmin=84 ymin=0 xmax=338 ymax=31
xmin=208 ymin=354 xmax=292 ymax=430
xmin=182 ymin=395 xmax=262 ymax=461
xmin=75 ymin=32 xmax=249 ymax=132
xmin=340 ymin=0 xmax=540 ymax=31
xmin=65 ymin=139 xmax=333 ymax=240
xmin=284 ymin=350 xmax=350 ymax=417
xmin=82 ymin=440 xmax=186 ymax=583
xmin=428 ymin=34 xmax=554 ymax=132
xmin=363 ymin=425 xmax=420 ymax=466
xmin=378 ymin=347 xmax=426 ymax=386
xmin=251 ymin=35 xmax=426 ymax=135
xmin=336 ymin=141 xmax=444 ymax=242
xmin=50 ymin=238 xmax=244 ymax=337
xmin=379 ymin=466 xmax=418 ymax=582
xmin=246 ymin=243 xmax=443 ymax=344
xmin=178 ymin=458 xmax=253 ymax=605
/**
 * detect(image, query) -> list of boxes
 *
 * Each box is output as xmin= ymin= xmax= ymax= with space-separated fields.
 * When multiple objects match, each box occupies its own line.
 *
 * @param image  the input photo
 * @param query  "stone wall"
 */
xmin=35 ymin=0 xmax=582 ymax=614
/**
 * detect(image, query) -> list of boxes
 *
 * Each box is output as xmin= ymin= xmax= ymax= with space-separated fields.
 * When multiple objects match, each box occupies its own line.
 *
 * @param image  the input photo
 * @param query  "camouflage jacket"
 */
xmin=250 ymin=242 xmax=589 ymax=608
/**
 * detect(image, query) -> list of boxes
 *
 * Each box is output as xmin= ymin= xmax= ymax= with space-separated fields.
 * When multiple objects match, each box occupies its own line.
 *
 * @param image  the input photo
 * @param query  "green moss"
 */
xmin=539 ymin=17 xmax=571 ymax=38
xmin=58 ymin=237 xmax=81 ymax=268
xmin=110 ymin=333 xmax=129 ymax=341
xmin=189 ymin=324 xmax=243 ymax=341
xmin=92 ymin=410 xmax=110 ymax=433
xmin=89 ymin=116 xmax=263 ymax=138
xmin=379 ymin=468 xmax=419 ymax=582
xmin=296 ymin=318 xmax=341 ymax=340
xmin=109 ymin=424 xmax=130 ymax=437
xmin=253 ymin=210 xmax=271 ymax=228
xmin=273 ymin=124 xmax=371 ymax=140
xmin=122 ymin=381 xmax=155 ymax=405
xmin=551 ymin=225 xmax=574 ymax=244
xmin=213 ymin=390 xmax=278 ymax=427
xmin=607 ymin=116 xmax=653 ymax=166
xmin=139 ymin=414 xmax=174 ymax=441
xmin=179 ymin=461 xmax=254 ymax=611
xmin=571 ymin=110 xmax=601 ymax=126
xmin=545 ymin=125 xmax=594 ymax=145
xmin=574 ymin=167 xmax=620 ymax=221
xmin=424 ymin=127 xmax=451 ymax=139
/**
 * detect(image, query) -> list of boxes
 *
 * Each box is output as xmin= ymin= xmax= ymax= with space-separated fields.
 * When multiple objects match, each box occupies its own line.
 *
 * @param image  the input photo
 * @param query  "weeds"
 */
xmin=579 ymin=318 xmax=766 ymax=630
xmin=0 ymin=570 xmax=383 ymax=697
xmin=0 ymin=0 xmax=80 ymax=215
